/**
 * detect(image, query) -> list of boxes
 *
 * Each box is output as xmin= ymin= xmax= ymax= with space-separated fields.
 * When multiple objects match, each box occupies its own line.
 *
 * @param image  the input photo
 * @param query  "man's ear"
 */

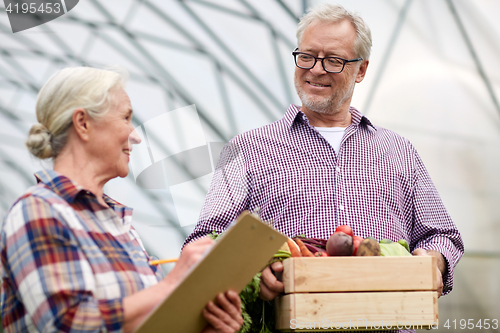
xmin=72 ymin=108 xmax=91 ymax=141
xmin=355 ymin=59 xmax=369 ymax=83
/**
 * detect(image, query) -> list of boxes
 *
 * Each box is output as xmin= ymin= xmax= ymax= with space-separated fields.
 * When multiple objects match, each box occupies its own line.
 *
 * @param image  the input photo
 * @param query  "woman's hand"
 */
xmin=123 ymin=237 xmax=215 ymax=332
xmin=165 ymin=237 xmax=215 ymax=285
xmin=202 ymin=290 xmax=244 ymax=333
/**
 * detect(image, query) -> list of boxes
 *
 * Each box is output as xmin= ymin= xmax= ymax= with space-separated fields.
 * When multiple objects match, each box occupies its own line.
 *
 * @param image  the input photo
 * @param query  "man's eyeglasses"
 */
xmin=292 ymin=48 xmax=363 ymax=73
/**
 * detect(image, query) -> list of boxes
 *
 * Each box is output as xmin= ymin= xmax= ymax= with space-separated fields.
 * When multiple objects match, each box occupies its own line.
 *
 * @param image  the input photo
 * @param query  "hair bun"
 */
xmin=26 ymin=123 xmax=53 ymax=159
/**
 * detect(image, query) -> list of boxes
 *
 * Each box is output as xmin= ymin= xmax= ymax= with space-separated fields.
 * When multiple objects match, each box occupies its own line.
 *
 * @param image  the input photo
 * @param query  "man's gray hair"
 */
xmin=296 ymin=3 xmax=372 ymax=60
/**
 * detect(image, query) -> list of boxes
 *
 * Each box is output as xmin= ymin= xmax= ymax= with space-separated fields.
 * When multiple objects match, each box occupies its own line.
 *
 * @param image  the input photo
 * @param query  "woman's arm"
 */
xmin=122 ymin=237 xmax=243 ymax=332
xmin=123 ymin=237 xmax=213 ymax=331
xmin=1 ymin=195 xmax=124 ymax=332
xmin=1 ymin=196 xmax=242 ymax=333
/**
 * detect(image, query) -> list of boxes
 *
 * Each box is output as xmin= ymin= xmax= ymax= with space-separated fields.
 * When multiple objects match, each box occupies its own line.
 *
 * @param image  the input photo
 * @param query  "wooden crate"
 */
xmin=276 ymin=257 xmax=439 ymax=331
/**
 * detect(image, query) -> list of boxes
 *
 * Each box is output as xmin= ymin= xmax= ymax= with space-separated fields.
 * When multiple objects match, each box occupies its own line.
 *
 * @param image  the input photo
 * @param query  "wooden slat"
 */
xmin=282 ymin=256 xmax=437 ymax=293
xmin=275 ymin=291 xmax=439 ymax=332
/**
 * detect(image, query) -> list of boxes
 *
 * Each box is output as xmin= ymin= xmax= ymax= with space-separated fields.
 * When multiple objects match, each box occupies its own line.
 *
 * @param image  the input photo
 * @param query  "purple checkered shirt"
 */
xmin=186 ymin=104 xmax=464 ymax=297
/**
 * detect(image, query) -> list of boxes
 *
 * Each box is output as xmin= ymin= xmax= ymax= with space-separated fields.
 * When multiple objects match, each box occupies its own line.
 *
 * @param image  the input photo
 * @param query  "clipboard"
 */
xmin=135 ymin=211 xmax=287 ymax=333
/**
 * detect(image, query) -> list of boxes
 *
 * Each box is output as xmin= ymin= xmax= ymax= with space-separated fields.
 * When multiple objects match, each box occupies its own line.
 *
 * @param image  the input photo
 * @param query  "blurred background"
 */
xmin=0 ymin=0 xmax=499 ymax=331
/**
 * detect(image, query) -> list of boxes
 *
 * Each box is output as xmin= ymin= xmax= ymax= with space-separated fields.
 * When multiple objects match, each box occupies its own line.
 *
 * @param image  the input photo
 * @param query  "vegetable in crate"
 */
xmin=293 ymin=235 xmax=327 ymax=254
xmin=295 ymin=239 xmax=315 ymax=257
xmin=286 ymin=238 xmax=302 ymax=257
xmin=355 ymin=238 xmax=381 ymax=256
xmin=334 ymin=224 xmax=353 ymax=237
xmin=326 ymin=232 xmax=354 ymax=256
xmin=398 ymin=239 xmax=411 ymax=252
xmin=379 ymin=239 xmax=412 ymax=256
xmin=352 ymin=235 xmax=363 ymax=255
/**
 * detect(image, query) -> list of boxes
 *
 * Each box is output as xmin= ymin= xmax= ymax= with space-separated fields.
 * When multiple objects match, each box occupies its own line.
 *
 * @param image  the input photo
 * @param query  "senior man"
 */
xmin=185 ymin=2 xmax=463 ymax=308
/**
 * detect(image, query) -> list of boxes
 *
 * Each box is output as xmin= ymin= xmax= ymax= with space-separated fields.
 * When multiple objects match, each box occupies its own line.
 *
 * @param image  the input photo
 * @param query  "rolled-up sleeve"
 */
xmin=410 ymin=149 xmax=464 ymax=294
xmin=1 ymin=195 xmax=124 ymax=332
xmin=184 ymin=140 xmax=250 ymax=246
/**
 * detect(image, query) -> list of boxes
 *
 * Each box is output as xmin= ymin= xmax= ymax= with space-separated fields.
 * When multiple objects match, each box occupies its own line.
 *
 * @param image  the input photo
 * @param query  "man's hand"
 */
xmin=412 ymin=248 xmax=446 ymax=297
xmin=259 ymin=261 xmax=284 ymax=301
xmin=202 ymin=290 xmax=244 ymax=333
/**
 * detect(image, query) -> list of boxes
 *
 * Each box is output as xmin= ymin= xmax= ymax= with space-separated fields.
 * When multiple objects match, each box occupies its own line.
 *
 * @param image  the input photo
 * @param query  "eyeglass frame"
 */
xmin=292 ymin=48 xmax=363 ymax=73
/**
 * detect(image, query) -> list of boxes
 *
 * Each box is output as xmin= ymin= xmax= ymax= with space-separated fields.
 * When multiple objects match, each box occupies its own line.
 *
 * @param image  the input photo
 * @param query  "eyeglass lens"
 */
xmin=296 ymin=53 xmax=344 ymax=73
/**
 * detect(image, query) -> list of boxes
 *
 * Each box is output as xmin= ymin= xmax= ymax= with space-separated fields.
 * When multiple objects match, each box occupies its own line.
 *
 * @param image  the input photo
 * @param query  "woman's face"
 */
xmin=88 ymin=87 xmax=141 ymax=179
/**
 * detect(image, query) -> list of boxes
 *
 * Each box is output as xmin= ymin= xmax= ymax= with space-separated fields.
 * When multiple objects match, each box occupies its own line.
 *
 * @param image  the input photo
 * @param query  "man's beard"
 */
xmin=294 ymin=73 xmax=355 ymax=115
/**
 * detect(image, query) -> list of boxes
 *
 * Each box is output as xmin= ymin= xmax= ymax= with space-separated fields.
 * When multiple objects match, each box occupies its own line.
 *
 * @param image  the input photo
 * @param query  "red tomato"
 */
xmin=335 ymin=225 xmax=353 ymax=237
xmin=314 ymin=250 xmax=329 ymax=257
xmin=352 ymin=235 xmax=363 ymax=256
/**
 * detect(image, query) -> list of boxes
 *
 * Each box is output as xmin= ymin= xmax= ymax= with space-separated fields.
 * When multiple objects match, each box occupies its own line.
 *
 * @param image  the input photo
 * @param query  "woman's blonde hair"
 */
xmin=26 ymin=66 xmax=128 ymax=159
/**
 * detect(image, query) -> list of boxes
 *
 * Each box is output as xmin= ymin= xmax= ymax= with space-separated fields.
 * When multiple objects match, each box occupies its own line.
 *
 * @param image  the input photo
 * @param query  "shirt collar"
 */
xmin=35 ymin=169 xmax=85 ymax=204
xmin=349 ymin=106 xmax=376 ymax=131
xmin=283 ymin=104 xmax=306 ymax=128
xmin=34 ymin=169 xmax=127 ymax=209
xmin=284 ymin=104 xmax=376 ymax=131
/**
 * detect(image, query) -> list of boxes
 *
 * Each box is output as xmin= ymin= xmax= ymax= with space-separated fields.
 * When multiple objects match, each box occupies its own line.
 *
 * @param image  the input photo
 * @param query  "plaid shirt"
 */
xmin=1 ymin=170 xmax=161 ymax=332
xmin=186 ymin=104 xmax=464 ymax=296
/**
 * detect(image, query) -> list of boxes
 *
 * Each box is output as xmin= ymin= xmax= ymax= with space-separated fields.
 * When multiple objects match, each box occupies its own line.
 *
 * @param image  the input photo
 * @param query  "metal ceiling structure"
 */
xmin=0 ymin=0 xmax=307 ymax=256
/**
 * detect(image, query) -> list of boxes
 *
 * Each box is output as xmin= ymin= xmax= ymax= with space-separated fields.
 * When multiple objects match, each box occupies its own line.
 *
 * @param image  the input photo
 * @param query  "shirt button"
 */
xmin=339 ymin=204 xmax=344 ymax=211
xmin=336 ymin=167 xmax=341 ymax=172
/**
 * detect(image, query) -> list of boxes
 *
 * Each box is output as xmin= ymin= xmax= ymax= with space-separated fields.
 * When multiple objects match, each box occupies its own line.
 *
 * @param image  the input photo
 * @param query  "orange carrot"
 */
xmin=287 ymin=238 xmax=302 ymax=257
xmin=295 ymin=239 xmax=315 ymax=257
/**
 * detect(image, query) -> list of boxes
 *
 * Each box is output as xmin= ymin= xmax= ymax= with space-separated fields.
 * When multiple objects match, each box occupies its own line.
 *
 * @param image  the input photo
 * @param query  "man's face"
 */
xmin=294 ymin=19 xmax=368 ymax=115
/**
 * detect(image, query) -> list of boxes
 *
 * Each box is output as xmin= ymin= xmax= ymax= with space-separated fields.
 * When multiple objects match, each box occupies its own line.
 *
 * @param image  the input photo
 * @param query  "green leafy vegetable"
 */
xmin=239 ymin=272 xmax=262 ymax=333
xmin=379 ymin=239 xmax=412 ymax=256
xmin=238 ymin=272 xmax=282 ymax=333
xmin=397 ymin=239 xmax=410 ymax=252
xmin=208 ymin=230 xmax=223 ymax=241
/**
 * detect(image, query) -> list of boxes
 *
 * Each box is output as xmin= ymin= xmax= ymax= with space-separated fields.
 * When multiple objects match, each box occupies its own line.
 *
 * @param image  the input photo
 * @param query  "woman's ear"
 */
xmin=72 ymin=108 xmax=91 ymax=141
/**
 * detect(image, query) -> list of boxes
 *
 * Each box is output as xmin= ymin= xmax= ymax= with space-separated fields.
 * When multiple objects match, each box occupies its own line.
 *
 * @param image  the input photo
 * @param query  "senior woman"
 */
xmin=0 ymin=67 xmax=243 ymax=333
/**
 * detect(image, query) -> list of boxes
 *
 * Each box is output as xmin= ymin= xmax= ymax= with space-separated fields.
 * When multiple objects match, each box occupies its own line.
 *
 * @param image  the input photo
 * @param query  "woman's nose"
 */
xmin=129 ymin=127 xmax=142 ymax=145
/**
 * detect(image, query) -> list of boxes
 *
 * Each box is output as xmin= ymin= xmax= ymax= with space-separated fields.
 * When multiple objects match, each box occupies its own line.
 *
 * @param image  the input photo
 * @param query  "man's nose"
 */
xmin=310 ymin=59 xmax=327 ymax=75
